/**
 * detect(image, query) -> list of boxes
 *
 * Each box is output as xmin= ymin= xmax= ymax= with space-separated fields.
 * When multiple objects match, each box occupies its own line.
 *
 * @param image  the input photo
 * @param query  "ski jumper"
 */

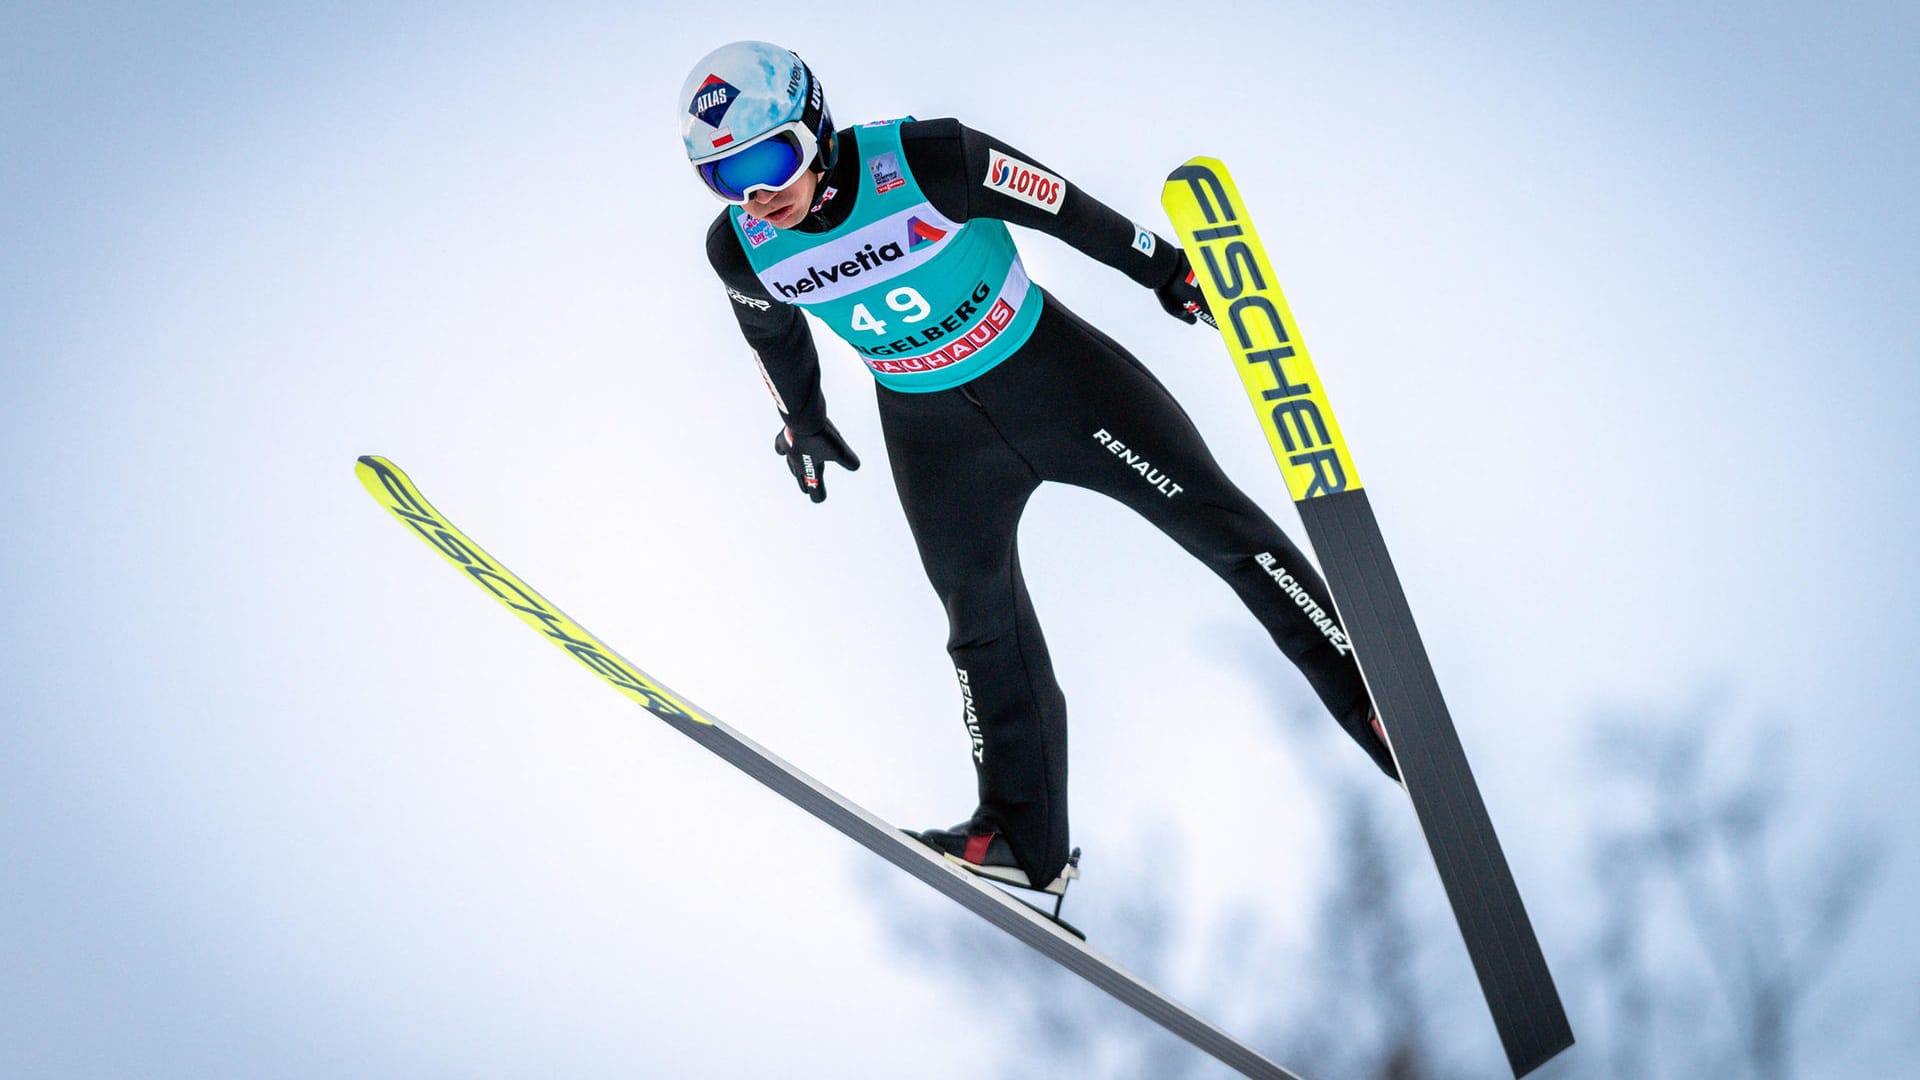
xmin=707 ymin=119 xmax=1373 ymax=886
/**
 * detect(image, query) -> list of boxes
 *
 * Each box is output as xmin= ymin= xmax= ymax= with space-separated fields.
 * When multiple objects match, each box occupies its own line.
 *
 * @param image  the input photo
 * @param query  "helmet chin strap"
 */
xmin=812 ymin=113 xmax=838 ymax=172
xmin=801 ymin=59 xmax=836 ymax=173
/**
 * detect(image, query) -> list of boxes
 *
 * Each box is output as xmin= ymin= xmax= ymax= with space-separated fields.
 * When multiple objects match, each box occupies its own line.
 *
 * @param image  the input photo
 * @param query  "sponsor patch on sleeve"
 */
xmin=1131 ymin=225 xmax=1156 ymax=257
xmin=727 ymin=285 xmax=772 ymax=310
xmin=982 ymin=149 xmax=1065 ymax=215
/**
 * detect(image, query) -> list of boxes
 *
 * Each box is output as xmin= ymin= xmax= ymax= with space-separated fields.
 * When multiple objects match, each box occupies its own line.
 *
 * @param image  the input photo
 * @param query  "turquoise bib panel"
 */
xmin=732 ymin=121 xmax=1042 ymax=392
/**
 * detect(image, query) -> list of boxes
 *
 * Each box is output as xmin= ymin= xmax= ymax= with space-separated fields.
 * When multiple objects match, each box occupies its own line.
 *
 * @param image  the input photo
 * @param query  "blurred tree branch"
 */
xmin=1584 ymin=706 xmax=1885 ymax=1079
xmin=867 ymin=687 xmax=1885 ymax=1079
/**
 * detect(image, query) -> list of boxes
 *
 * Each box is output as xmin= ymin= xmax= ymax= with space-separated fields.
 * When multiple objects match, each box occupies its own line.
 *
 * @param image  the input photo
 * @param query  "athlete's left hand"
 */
xmin=1155 ymin=249 xmax=1217 ymax=329
xmin=774 ymin=419 xmax=861 ymax=504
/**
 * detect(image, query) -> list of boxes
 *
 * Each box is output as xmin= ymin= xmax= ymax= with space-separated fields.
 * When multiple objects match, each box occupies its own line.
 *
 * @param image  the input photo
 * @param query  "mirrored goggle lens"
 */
xmin=697 ymin=133 xmax=805 ymax=201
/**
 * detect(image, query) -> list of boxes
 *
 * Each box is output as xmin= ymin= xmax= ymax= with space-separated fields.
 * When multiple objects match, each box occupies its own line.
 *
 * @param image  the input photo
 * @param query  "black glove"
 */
xmin=1154 ymin=248 xmax=1218 ymax=329
xmin=773 ymin=419 xmax=861 ymax=503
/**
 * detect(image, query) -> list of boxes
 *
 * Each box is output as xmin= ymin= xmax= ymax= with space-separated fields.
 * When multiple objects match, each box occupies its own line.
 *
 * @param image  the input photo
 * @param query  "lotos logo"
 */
xmin=983 ymin=150 xmax=1065 ymax=215
xmin=690 ymin=74 xmax=737 ymax=128
xmin=906 ymin=216 xmax=947 ymax=251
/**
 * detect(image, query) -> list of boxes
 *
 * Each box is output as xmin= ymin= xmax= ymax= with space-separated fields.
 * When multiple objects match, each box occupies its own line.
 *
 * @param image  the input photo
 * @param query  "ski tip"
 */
xmin=1163 ymin=155 xmax=1230 ymax=186
xmin=356 ymin=455 xmax=406 ymax=487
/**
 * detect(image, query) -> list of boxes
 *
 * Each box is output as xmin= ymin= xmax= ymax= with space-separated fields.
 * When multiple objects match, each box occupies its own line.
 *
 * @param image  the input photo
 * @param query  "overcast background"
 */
xmin=4 ymin=2 xmax=1916 ymax=1077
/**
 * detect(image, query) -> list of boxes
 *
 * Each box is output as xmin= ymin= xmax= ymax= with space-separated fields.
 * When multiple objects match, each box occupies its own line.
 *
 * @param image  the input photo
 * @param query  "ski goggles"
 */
xmin=694 ymin=120 xmax=821 ymax=205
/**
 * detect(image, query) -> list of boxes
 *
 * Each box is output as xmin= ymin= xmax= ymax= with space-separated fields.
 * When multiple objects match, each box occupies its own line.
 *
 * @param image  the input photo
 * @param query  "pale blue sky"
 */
xmin=4 ymin=2 xmax=1917 ymax=1076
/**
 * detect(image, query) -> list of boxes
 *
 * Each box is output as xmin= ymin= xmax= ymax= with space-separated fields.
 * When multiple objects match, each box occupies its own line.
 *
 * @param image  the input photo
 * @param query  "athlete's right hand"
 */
xmin=1155 ymin=248 xmax=1218 ymax=329
xmin=773 ymin=420 xmax=861 ymax=504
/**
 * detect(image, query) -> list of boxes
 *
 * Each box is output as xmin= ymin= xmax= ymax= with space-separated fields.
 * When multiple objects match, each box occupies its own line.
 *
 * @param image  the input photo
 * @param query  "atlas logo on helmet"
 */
xmin=690 ymin=74 xmax=736 ymax=125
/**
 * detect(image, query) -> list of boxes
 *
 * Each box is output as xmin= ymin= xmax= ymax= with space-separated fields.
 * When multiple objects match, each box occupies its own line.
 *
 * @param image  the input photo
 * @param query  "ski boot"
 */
xmin=905 ymin=823 xmax=1085 ymax=938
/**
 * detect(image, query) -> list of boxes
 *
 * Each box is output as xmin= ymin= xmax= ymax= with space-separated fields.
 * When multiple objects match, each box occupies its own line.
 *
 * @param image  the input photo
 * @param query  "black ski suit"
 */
xmin=706 ymin=119 xmax=1377 ymax=886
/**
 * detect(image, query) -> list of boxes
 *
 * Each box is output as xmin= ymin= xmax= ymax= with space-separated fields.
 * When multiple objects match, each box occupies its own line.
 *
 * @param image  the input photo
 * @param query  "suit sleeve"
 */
xmin=899 ymin=118 xmax=1183 ymax=291
xmin=705 ymin=212 xmax=832 ymax=435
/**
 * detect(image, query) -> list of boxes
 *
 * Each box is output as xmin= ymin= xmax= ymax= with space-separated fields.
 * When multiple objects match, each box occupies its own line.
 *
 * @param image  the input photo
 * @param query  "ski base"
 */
xmin=1307 ymin=488 xmax=1575 ymax=1074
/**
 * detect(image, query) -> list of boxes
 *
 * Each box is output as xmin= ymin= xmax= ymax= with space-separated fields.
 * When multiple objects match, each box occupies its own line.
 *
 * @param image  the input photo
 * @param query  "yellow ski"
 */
xmin=357 ymin=454 xmax=1306 ymax=1080
xmin=1160 ymin=161 xmax=1360 ymax=505
xmin=356 ymin=455 xmax=705 ymax=724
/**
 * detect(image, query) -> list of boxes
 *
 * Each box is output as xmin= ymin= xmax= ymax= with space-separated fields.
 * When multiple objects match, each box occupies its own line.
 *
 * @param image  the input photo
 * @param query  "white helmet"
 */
xmin=679 ymin=41 xmax=837 ymax=202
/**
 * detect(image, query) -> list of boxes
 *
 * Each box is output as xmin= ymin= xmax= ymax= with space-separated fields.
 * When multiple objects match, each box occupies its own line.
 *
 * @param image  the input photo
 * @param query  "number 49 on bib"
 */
xmin=849 ymin=287 xmax=931 ymax=335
